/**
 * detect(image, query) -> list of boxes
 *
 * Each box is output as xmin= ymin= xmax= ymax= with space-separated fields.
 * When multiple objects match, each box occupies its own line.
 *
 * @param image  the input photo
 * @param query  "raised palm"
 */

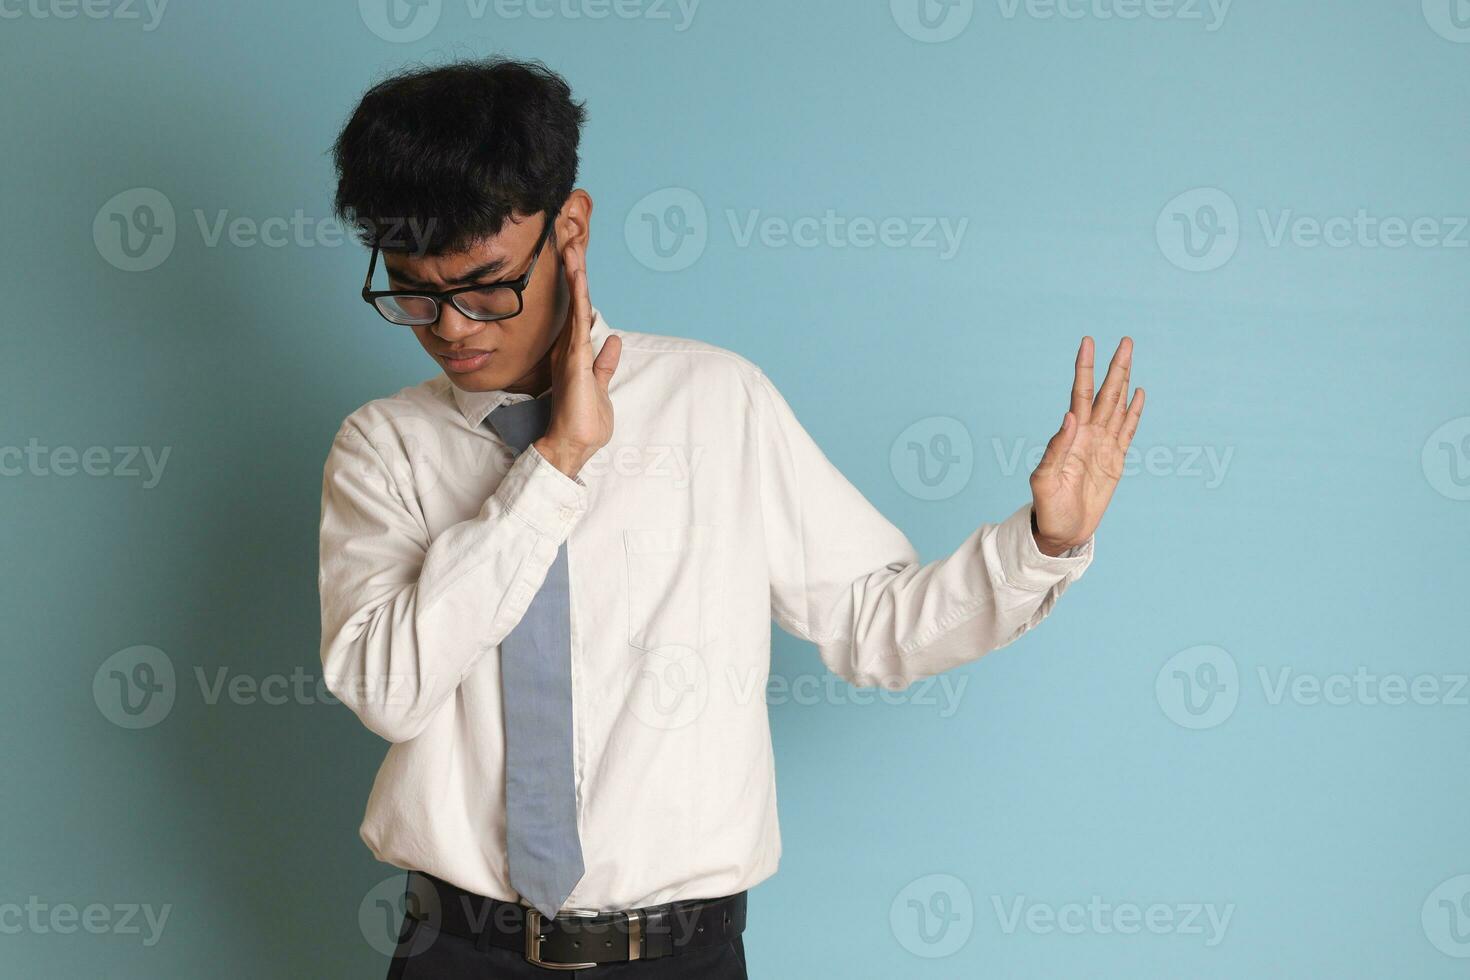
xmin=1029 ymin=337 xmax=1145 ymax=555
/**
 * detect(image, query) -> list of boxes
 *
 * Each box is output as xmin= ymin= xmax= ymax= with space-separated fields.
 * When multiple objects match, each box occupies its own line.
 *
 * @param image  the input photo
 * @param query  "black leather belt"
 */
xmin=405 ymin=871 xmax=747 ymax=970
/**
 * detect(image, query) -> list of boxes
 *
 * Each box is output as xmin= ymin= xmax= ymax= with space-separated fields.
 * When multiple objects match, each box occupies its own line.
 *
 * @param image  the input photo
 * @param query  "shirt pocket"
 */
xmin=623 ymin=524 xmax=723 ymax=652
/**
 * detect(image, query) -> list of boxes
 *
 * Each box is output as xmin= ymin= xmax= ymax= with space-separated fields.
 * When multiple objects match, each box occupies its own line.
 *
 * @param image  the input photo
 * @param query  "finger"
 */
xmin=1091 ymin=336 xmax=1132 ymax=424
xmin=1033 ymin=411 xmax=1079 ymax=484
xmin=1070 ymin=337 xmax=1095 ymax=424
xmin=1106 ymin=354 xmax=1134 ymax=437
xmin=593 ymin=334 xmax=622 ymax=391
xmin=573 ymin=267 xmax=592 ymax=347
xmin=550 ymin=243 xmax=581 ymax=359
xmin=563 ymin=244 xmax=593 ymax=362
xmin=559 ymin=237 xmax=581 ymax=295
xmin=1118 ymin=387 xmax=1145 ymax=451
xmin=1107 ymin=344 xmax=1133 ymax=433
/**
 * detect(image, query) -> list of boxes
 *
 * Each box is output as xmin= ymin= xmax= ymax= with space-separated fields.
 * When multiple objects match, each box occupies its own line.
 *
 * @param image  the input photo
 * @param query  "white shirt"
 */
xmin=317 ymin=307 xmax=1094 ymax=912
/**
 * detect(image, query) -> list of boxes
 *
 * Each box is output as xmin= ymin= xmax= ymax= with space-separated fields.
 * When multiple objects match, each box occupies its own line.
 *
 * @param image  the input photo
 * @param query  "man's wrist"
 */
xmin=533 ymin=436 xmax=595 ymax=479
xmin=1030 ymin=506 xmax=1071 ymax=558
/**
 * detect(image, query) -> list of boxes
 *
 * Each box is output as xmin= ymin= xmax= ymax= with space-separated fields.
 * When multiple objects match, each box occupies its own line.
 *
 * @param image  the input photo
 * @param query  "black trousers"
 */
xmin=384 ymin=911 xmax=749 ymax=979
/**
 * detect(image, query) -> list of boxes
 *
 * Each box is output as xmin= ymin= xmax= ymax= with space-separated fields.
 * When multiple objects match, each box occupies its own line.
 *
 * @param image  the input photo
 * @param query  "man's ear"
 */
xmin=556 ymin=189 xmax=593 ymax=252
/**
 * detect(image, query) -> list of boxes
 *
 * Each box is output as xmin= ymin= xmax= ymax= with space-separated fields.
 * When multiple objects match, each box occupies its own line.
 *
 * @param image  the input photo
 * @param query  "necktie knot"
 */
xmin=487 ymin=394 xmax=554 ymax=453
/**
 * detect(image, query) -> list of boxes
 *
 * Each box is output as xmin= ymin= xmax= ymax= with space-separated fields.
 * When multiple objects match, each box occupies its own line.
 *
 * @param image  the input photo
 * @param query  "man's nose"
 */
xmin=433 ymin=305 xmax=488 ymax=342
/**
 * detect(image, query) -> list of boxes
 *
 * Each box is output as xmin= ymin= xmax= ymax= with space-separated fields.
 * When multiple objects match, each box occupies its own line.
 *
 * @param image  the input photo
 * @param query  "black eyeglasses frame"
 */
xmin=359 ymin=209 xmax=560 ymax=326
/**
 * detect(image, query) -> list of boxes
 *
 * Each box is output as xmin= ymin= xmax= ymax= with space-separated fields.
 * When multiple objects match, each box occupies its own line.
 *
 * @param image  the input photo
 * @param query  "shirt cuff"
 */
xmin=994 ymin=502 xmax=1094 ymax=592
xmin=493 ymin=442 xmax=590 ymax=541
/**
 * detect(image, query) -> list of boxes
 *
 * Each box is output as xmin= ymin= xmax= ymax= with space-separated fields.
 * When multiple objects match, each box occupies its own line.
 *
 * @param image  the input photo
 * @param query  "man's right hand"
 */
xmin=534 ymin=240 xmax=622 ymax=479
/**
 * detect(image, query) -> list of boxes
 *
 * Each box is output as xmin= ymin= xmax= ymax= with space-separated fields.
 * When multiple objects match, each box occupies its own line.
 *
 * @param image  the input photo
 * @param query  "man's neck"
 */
xmin=503 ymin=357 xmax=554 ymax=397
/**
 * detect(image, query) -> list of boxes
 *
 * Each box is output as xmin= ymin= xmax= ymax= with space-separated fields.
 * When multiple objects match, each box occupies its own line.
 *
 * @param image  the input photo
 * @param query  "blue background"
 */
xmin=3 ymin=0 xmax=1468 ymax=976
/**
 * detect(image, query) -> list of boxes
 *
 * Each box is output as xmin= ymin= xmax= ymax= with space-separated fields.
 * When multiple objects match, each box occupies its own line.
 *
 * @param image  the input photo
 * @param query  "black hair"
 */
xmin=332 ymin=57 xmax=586 ymax=255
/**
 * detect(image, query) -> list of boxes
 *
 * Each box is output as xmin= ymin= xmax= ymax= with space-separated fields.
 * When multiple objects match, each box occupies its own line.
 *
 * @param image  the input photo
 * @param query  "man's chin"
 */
xmin=430 ymin=349 xmax=504 ymax=390
xmin=439 ymin=366 xmax=507 ymax=392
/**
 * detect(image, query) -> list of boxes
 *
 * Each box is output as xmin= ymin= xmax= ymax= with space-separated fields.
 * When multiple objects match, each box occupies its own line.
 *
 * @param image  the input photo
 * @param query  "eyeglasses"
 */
xmin=360 ymin=209 xmax=559 ymax=326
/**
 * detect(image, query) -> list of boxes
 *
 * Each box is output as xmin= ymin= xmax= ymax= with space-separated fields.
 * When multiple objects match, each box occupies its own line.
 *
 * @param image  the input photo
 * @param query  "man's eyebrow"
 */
xmin=384 ymin=256 xmax=511 ymax=289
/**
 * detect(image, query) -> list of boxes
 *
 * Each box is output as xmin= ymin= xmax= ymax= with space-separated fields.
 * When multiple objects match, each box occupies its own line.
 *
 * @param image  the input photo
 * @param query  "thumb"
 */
xmin=1032 ymin=411 xmax=1077 ymax=484
xmin=592 ymin=334 xmax=622 ymax=391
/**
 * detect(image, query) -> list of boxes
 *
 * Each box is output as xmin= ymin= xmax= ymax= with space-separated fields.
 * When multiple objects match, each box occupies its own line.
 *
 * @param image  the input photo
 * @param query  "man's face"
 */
xmin=381 ymin=210 xmax=569 ymax=394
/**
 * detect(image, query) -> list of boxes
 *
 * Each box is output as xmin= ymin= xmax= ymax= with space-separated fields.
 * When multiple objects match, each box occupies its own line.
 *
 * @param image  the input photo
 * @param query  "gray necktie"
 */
xmin=486 ymin=393 xmax=585 ymax=921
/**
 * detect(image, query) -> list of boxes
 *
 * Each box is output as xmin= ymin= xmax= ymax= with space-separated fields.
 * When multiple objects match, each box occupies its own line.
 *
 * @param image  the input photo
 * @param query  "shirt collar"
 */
xmin=449 ymin=306 xmax=615 ymax=428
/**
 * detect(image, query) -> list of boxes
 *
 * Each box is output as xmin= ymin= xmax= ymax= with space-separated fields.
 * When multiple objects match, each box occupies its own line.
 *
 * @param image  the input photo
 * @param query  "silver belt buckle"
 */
xmin=525 ymin=907 xmax=643 ymax=970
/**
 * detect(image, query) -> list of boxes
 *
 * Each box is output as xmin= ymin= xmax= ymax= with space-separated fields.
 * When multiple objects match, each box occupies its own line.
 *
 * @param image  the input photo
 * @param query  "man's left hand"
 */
xmin=1029 ymin=336 xmax=1145 ymax=557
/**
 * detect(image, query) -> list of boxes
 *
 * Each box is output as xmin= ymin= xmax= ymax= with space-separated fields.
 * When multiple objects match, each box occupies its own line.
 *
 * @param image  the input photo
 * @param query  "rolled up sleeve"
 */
xmin=318 ymin=423 xmax=589 ymax=743
xmin=751 ymin=368 xmax=1094 ymax=690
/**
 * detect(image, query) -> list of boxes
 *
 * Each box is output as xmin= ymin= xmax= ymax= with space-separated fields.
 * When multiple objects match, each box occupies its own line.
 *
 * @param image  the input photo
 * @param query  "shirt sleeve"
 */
xmin=318 ymin=422 xmax=588 ymax=742
xmin=751 ymin=368 xmax=1094 ymax=689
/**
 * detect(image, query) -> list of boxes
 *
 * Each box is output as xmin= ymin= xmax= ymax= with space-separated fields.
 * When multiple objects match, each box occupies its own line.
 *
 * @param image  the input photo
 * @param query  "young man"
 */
xmin=320 ymin=59 xmax=1143 ymax=978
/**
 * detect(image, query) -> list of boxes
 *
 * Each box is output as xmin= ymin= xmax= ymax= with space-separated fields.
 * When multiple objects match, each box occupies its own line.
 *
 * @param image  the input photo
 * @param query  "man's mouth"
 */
xmin=438 ymin=349 xmax=493 ymax=373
